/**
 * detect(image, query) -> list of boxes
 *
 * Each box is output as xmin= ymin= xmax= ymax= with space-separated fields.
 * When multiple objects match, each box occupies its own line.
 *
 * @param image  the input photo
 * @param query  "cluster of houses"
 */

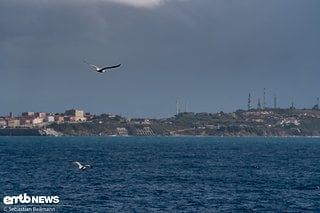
xmin=0 ymin=109 xmax=87 ymax=128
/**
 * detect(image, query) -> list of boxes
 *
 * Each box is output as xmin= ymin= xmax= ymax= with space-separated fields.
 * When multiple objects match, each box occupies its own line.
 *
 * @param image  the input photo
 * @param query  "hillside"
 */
xmin=49 ymin=109 xmax=320 ymax=136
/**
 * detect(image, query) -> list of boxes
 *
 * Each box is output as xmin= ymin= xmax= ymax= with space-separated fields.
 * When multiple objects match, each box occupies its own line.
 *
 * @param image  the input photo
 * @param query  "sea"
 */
xmin=0 ymin=136 xmax=320 ymax=212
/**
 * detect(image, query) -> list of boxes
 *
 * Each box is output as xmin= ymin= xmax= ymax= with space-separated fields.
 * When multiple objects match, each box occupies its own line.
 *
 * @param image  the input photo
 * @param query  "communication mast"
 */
xmin=290 ymin=101 xmax=295 ymax=109
xmin=176 ymin=100 xmax=180 ymax=115
xmin=248 ymin=93 xmax=251 ymax=111
xmin=263 ymin=88 xmax=266 ymax=109
xmin=185 ymin=101 xmax=189 ymax=113
xmin=257 ymin=98 xmax=261 ymax=110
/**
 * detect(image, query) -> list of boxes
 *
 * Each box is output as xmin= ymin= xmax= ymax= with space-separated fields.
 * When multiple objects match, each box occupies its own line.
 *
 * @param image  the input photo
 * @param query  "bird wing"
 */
xmin=100 ymin=64 xmax=121 ymax=71
xmin=90 ymin=64 xmax=100 ymax=70
xmin=83 ymin=60 xmax=100 ymax=70
xmin=73 ymin=161 xmax=83 ymax=169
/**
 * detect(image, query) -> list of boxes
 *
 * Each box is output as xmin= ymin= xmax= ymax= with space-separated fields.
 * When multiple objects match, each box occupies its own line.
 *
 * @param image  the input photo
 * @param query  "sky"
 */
xmin=0 ymin=0 xmax=319 ymax=118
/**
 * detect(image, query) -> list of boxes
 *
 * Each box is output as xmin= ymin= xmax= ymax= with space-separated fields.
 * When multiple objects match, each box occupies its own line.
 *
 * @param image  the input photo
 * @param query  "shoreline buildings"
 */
xmin=0 ymin=109 xmax=86 ymax=128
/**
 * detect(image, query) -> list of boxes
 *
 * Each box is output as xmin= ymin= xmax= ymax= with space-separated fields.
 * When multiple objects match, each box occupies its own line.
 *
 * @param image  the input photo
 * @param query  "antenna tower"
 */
xmin=176 ymin=100 xmax=180 ymax=115
xmin=185 ymin=101 xmax=189 ymax=113
xmin=257 ymin=98 xmax=261 ymax=110
xmin=263 ymin=88 xmax=266 ymax=109
xmin=248 ymin=93 xmax=251 ymax=111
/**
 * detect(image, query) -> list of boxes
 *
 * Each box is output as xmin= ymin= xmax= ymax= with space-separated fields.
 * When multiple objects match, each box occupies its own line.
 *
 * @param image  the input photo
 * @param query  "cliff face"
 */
xmin=48 ymin=109 xmax=320 ymax=136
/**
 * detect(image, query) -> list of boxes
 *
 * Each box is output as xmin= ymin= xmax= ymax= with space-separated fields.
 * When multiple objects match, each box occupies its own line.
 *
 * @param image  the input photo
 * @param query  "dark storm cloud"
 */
xmin=0 ymin=0 xmax=319 ymax=117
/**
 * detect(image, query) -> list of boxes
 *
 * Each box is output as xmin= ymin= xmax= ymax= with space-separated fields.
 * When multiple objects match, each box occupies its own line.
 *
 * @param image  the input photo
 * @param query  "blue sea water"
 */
xmin=0 ymin=137 xmax=320 ymax=212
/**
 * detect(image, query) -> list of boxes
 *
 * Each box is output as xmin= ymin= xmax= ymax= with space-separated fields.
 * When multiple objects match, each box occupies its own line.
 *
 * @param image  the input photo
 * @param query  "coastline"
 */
xmin=0 ymin=130 xmax=320 ymax=138
xmin=0 ymin=128 xmax=42 ymax=136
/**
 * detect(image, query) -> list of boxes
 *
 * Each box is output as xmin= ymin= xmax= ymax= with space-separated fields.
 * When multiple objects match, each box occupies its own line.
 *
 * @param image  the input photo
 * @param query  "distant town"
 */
xmin=0 ymin=103 xmax=320 ymax=136
xmin=0 ymin=109 xmax=87 ymax=129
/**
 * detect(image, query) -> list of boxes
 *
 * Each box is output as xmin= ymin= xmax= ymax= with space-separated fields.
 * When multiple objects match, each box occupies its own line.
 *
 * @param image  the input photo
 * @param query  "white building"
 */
xmin=46 ymin=115 xmax=55 ymax=123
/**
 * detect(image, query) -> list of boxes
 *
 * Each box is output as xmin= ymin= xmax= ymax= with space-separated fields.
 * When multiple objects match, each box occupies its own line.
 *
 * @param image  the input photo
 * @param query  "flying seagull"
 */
xmin=73 ymin=161 xmax=93 ymax=170
xmin=84 ymin=60 xmax=121 ymax=73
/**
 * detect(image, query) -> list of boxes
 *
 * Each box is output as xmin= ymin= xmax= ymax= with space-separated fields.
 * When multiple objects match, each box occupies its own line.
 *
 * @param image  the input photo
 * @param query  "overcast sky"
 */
xmin=0 ymin=0 xmax=319 ymax=118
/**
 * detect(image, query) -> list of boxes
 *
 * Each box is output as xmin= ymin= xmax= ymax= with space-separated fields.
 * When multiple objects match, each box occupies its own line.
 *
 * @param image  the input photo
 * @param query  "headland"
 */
xmin=1 ymin=108 xmax=319 ymax=136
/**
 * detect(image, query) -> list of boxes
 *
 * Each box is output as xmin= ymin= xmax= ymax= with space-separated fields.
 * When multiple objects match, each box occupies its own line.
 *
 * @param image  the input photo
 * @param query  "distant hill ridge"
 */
xmin=46 ymin=108 xmax=320 ymax=136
